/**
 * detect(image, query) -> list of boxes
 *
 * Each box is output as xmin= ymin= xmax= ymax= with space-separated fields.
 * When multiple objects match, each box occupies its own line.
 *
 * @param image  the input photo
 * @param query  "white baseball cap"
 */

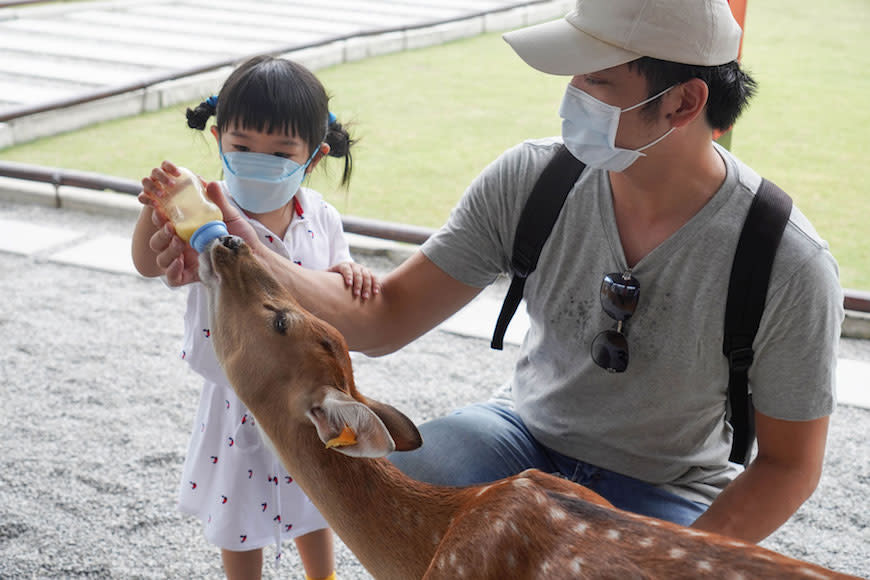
xmin=503 ymin=0 xmax=743 ymax=76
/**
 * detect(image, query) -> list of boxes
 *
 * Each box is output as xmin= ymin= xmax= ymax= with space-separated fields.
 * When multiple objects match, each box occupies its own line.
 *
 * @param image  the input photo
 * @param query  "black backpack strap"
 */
xmin=724 ymin=178 xmax=793 ymax=465
xmin=491 ymin=145 xmax=585 ymax=350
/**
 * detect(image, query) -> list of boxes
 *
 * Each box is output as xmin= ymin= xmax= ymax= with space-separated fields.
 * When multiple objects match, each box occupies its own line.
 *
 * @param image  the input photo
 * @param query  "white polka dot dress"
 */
xmin=176 ymin=188 xmax=352 ymax=552
xmin=177 ymin=381 xmax=328 ymax=551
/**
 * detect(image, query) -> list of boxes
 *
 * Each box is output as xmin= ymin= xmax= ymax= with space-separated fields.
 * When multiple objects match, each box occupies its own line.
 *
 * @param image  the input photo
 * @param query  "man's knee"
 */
xmin=388 ymin=404 xmax=542 ymax=486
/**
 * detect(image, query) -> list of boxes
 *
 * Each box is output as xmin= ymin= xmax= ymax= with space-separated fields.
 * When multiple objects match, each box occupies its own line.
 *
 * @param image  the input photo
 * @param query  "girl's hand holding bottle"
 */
xmin=139 ymin=160 xmax=260 ymax=286
xmin=139 ymin=161 xmax=209 ymax=286
xmin=140 ymin=161 xmax=379 ymax=300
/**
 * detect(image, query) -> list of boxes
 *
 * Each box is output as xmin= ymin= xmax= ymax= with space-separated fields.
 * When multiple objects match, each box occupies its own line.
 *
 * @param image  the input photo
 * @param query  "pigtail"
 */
xmin=186 ymin=96 xmax=218 ymax=131
xmin=324 ymin=116 xmax=356 ymax=187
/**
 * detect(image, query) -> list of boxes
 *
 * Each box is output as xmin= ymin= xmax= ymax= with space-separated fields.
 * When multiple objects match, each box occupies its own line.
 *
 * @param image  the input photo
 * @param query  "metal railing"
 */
xmin=0 ymin=160 xmax=436 ymax=245
xmin=1 ymin=159 xmax=867 ymax=313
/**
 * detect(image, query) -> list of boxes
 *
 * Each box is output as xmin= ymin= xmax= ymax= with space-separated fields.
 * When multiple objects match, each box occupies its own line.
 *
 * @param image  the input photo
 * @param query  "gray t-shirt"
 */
xmin=421 ymin=138 xmax=843 ymax=504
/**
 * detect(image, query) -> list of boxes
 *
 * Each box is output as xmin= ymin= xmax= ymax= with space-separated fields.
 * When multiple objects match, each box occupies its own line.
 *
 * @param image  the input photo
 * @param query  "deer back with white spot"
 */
xmin=424 ymin=470 xmax=652 ymax=579
xmin=533 ymin=492 xmax=858 ymax=579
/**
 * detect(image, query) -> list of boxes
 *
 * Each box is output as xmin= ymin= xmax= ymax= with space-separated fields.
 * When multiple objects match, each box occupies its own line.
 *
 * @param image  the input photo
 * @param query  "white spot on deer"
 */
xmin=669 ymin=547 xmax=687 ymax=559
xmin=432 ymin=532 xmax=441 ymax=546
xmin=606 ymin=529 xmax=621 ymax=541
xmin=697 ymin=560 xmax=713 ymax=572
xmin=492 ymin=518 xmax=506 ymax=535
xmin=574 ymin=522 xmax=588 ymax=535
xmin=539 ymin=559 xmax=554 ymax=575
xmin=506 ymin=552 xmax=517 ymax=567
xmin=724 ymin=539 xmax=749 ymax=549
xmin=799 ymin=568 xmax=831 ymax=579
xmin=534 ymin=492 xmax=547 ymax=505
xmin=509 ymin=521 xmax=520 ymax=535
xmin=513 ymin=478 xmax=533 ymax=489
xmin=682 ymin=528 xmax=709 ymax=538
xmin=570 ymin=557 xmax=584 ymax=574
xmin=522 ymin=532 xmax=533 ymax=546
xmin=436 ymin=554 xmax=446 ymax=570
xmin=638 ymin=537 xmax=654 ymax=548
xmin=476 ymin=485 xmax=491 ymax=497
xmin=549 ymin=507 xmax=567 ymax=522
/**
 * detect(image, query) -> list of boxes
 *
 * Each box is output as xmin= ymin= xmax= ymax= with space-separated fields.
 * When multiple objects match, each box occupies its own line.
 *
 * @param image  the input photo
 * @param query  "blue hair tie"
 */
xmin=328 ymin=111 xmax=337 ymax=125
xmin=206 ymin=95 xmax=218 ymax=109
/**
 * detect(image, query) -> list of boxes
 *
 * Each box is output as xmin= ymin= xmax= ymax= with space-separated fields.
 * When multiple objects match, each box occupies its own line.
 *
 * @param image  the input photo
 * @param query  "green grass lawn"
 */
xmin=1 ymin=0 xmax=867 ymax=289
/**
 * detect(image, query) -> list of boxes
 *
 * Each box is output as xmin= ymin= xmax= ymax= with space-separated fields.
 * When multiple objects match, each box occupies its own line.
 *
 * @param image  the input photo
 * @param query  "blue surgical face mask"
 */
xmin=559 ymin=83 xmax=676 ymax=172
xmin=220 ymin=146 xmax=318 ymax=214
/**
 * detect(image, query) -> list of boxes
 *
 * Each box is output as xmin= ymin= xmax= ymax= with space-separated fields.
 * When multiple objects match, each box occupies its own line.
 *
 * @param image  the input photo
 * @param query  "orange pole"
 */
xmin=715 ymin=0 xmax=749 ymax=145
xmin=729 ymin=0 xmax=748 ymax=59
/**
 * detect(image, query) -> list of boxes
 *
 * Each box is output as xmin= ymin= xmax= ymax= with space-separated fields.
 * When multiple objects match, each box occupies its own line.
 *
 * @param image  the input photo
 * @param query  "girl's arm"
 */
xmin=320 ymin=200 xmax=380 ymax=300
xmin=328 ymin=261 xmax=380 ymax=300
xmin=131 ymin=204 xmax=163 ymax=278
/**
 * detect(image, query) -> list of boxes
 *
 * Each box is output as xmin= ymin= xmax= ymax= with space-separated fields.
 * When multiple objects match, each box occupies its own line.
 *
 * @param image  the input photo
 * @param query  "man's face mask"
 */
xmin=219 ymin=146 xmax=318 ymax=214
xmin=559 ymin=83 xmax=677 ymax=172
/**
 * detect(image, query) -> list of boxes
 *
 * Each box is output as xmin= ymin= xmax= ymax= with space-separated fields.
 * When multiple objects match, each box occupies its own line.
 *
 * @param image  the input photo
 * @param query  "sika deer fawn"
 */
xmin=198 ymin=235 xmax=858 ymax=580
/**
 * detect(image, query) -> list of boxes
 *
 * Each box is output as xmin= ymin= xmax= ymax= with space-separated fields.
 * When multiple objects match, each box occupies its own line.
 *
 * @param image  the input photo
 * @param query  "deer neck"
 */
xmin=254 ymin=408 xmax=462 ymax=580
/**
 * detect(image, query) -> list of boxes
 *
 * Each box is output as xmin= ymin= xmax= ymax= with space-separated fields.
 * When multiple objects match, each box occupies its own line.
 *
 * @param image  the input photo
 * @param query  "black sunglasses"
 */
xmin=591 ymin=271 xmax=640 ymax=373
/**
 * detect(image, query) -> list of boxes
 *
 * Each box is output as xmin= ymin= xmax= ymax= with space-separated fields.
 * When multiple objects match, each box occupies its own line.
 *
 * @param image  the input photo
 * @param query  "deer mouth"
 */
xmin=199 ymin=235 xmax=243 ymax=288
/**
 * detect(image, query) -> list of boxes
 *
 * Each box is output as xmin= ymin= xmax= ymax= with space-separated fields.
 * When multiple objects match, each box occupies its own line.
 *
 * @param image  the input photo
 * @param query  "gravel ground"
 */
xmin=1 ymin=202 xmax=867 ymax=578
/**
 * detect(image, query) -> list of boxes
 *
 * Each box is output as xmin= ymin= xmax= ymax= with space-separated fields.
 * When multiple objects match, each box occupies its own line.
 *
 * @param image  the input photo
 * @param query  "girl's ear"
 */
xmin=210 ymin=125 xmax=220 ymax=144
xmin=306 ymin=143 xmax=331 ymax=174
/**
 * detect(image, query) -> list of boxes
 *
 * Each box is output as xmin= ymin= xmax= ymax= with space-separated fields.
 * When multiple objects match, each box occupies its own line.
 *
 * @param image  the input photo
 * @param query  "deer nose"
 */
xmin=221 ymin=235 xmax=244 ymax=252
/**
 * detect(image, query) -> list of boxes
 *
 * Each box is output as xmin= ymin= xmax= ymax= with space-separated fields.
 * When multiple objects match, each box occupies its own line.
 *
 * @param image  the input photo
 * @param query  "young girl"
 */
xmin=132 ymin=56 xmax=377 ymax=580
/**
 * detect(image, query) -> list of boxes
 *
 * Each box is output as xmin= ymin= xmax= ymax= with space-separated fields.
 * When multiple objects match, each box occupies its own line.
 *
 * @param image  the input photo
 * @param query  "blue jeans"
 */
xmin=388 ymin=402 xmax=708 ymax=526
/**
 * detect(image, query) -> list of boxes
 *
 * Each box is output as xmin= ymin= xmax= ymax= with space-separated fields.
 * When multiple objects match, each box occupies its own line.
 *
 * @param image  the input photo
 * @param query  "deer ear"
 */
xmin=307 ymin=389 xmax=396 ymax=458
xmin=366 ymin=398 xmax=423 ymax=452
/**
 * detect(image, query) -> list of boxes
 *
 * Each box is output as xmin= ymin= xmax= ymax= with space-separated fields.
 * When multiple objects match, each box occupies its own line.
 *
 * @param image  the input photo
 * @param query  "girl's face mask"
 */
xmin=559 ymin=83 xmax=676 ymax=172
xmin=219 ymin=145 xmax=318 ymax=214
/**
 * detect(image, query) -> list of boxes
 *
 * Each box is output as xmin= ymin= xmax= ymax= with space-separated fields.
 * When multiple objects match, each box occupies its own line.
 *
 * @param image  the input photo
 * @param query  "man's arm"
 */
xmin=147 ymin=180 xmax=484 ymax=354
xmin=258 ymin=248 xmax=483 ymax=356
xmin=204 ymin=180 xmax=483 ymax=356
xmin=691 ymin=411 xmax=829 ymax=542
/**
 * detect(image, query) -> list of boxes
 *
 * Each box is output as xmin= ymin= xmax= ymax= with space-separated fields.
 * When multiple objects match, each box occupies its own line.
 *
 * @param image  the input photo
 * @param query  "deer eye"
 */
xmin=266 ymin=306 xmax=288 ymax=335
xmin=273 ymin=312 xmax=288 ymax=334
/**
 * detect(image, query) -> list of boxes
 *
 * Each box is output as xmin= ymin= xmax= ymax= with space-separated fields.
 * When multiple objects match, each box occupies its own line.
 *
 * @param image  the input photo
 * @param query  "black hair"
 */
xmin=186 ymin=55 xmax=355 ymax=186
xmin=627 ymin=57 xmax=758 ymax=132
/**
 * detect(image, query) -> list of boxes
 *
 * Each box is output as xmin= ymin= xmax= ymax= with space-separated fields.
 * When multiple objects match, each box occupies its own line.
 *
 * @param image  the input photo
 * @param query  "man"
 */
xmin=148 ymin=0 xmax=843 ymax=542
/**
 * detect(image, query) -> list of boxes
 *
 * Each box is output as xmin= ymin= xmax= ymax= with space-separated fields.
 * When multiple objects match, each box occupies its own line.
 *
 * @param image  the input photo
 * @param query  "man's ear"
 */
xmin=668 ymin=78 xmax=709 ymax=128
